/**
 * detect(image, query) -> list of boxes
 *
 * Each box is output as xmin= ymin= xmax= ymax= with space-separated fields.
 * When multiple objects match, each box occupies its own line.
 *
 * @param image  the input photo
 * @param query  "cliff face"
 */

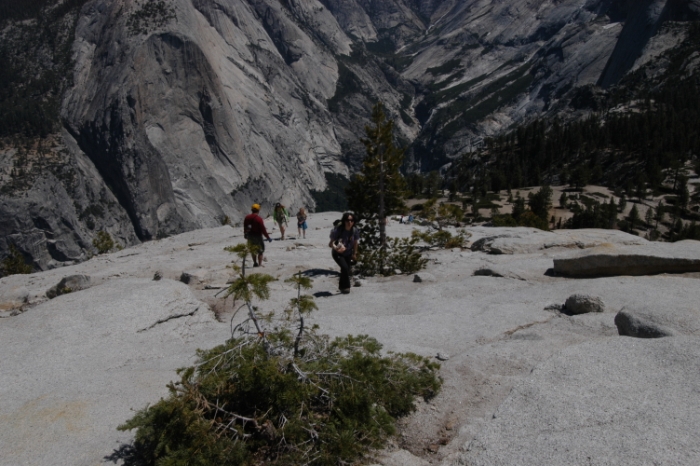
xmin=62 ymin=0 xmax=351 ymax=240
xmin=1 ymin=0 xmax=697 ymax=270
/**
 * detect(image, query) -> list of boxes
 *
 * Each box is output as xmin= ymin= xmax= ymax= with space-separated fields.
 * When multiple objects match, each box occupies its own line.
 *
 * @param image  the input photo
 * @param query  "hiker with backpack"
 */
xmin=273 ymin=203 xmax=290 ymax=240
xmin=296 ymin=207 xmax=308 ymax=239
xmin=329 ymin=212 xmax=359 ymax=294
xmin=244 ymin=203 xmax=272 ymax=267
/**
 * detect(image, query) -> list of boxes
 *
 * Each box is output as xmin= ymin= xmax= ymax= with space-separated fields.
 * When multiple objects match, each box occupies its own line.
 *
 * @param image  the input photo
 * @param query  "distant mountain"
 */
xmin=0 ymin=0 xmax=698 ymax=270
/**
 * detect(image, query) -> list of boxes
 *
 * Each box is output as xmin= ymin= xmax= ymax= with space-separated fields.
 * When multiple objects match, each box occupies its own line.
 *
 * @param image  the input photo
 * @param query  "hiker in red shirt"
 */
xmin=244 ymin=203 xmax=272 ymax=267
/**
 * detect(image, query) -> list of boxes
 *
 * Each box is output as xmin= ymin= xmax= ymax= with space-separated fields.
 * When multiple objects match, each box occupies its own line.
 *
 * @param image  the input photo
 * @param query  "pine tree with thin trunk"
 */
xmin=348 ymin=103 xmax=407 ymax=247
xmin=347 ymin=103 xmax=424 ymax=276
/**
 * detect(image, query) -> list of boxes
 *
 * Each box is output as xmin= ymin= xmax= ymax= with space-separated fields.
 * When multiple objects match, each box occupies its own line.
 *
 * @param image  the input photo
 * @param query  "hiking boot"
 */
xmin=340 ymin=288 xmax=350 ymax=294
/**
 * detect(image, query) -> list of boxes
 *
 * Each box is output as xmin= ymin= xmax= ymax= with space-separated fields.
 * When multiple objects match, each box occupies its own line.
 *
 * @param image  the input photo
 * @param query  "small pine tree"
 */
xmin=628 ymin=204 xmax=640 ymax=230
xmin=118 ymin=243 xmax=442 ymax=465
xmin=559 ymin=192 xmax=568 ymax=208
xmin=1 ymin=245 xmax=32 ymax=276
xmin=511 ymin=193 xmax=526 ymax=221
xmin=347 ymin=102 xmax=425 ymax=276
xmin=644 ymin=207 xmax=654 ymax=229
xmin=618 ymin=195 xmax=627 ymax=213
xmin=654 ymin=200 xmax=665 ymax=228
xmin=93 ymin=231 xmax=114 ymax=254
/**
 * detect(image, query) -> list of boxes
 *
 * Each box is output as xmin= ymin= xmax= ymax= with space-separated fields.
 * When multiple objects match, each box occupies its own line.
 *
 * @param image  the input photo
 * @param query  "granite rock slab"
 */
xmin=553 ymin=240 xmax=700 ymax=277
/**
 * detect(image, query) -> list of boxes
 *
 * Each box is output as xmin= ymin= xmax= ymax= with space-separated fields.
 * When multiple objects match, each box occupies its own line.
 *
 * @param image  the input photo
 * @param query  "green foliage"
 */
xmin=225 ymin=273 xmax=276 ymax=304
xmin=119 ymin=254 xmax=441 ymax=465
xmin=411 ymin=228 xmax=469 ymax=249
xmin=127 ymin=0 xmax=176 ymax=36
xmin=224 ymin=244 xmax=277 ymax=304
xmin=1 ymin=245 xmax=32 ymax=276
xmin=564 ymin=197 xmax=618 ymax=230
xmin=119 ymin=333 xmax=441 ymax=465
xmin=628 ymin=204 xmax=640 ymax=230
xmin=356 ymin=236 xmax=427 ymax=276
xmin=347 ymin=102 xmax=426 ymax=276
xmin=517 ymin=211 xmax=549 ymax=230
xmin=491 ymin=214 xmax=518 ymax=227
xmin=419 ymin=198 xmax=465 ymax=229
xmin=93 ymin=231 xmax=115 ymax=254
xmin=347 ymin=103 xmax=407 ymax=222
xmin=511 ymin=194 xmax=526 ymax=221
xmin=528 ymin=185 xmax=552 ymax=221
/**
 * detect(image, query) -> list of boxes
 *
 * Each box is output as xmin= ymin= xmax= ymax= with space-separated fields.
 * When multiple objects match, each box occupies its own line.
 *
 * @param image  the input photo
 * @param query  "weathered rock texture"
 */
xmin=553 ymin=240 xmax=700 ymax=277
xmin=2 ymin=0 xmax=699 ymax=268
xmin=469 ymin=227 xmax=646 ymax=255
xmin=2 ymin=224 xmax=700 ymax=465
xmin=564 ymin=293 xmax=605 ymax=314
xmin=616 ymin=304 xmax=700 ymax=338
xmin=463 ymin=337 xmax=700 ymax=466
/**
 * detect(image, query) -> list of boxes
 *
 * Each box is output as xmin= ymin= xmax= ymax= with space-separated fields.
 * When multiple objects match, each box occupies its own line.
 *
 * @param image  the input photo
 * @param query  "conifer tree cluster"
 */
xmin=449 ymin=23 xmax=700 ymax=199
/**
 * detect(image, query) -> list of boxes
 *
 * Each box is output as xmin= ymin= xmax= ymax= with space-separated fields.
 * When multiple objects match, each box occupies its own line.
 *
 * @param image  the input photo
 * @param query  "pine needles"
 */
xmin=118 ymin=243 xmax=442 ymax=465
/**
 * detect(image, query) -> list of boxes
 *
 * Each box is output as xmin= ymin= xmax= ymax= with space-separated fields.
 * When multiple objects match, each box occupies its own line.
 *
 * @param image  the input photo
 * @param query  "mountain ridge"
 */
xmin=0 ymin=0 xmax=698 ymax=270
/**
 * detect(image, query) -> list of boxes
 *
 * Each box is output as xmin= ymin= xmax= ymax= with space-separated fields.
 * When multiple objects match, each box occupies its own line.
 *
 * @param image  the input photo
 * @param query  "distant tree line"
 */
xmin=450 ymin=23 xmax=700 ymax=197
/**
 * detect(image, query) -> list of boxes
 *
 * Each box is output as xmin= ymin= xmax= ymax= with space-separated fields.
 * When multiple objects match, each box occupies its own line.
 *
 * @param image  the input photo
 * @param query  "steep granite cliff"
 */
xmin=0 ymin=0 xmax=698 ymax=269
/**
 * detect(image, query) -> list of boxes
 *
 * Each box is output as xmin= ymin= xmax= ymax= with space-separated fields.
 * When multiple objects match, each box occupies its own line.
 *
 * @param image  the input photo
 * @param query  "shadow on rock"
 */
xmin=302 ymin=268 xmax=339 ymax=277
xmin=104 ymin=443 xmax=148 ymax=466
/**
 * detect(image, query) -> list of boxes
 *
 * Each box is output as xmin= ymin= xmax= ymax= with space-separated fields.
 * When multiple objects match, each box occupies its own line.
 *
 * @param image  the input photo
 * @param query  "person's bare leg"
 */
xmin=280 ymin=224 xmax=286 ymax=240
xmin=258 ymin=253 xmax=264 ymax=266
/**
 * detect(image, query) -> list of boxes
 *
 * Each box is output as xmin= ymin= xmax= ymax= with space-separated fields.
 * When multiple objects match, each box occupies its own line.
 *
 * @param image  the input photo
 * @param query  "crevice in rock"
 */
xmin=138 ymin=306 xmax=200 ymax=333
xmin=503 ymin=317 xmax=554 ymax=338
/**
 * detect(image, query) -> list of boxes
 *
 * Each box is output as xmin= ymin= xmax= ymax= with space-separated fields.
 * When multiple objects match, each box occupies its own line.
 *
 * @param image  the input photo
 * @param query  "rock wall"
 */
xmin=1 ymin=0 xmax=698 ymax=268
xmin=62 ymin=0 xmax=354 ymax=240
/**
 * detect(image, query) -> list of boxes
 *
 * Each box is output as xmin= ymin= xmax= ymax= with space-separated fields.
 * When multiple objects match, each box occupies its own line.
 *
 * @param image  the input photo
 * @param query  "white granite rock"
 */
xmin=553 ymin=240 xmax=700 ymax=277
xmin=462 ymin=337 xmax=700 ymax=466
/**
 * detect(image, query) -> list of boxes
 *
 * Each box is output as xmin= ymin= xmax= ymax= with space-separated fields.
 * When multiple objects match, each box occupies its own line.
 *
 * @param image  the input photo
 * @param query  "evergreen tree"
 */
xmin=645 ymin=207 xmax=654 ymax=229
xmin=528 ymin=185 xmax=552 ymax=221
xmin=628 ymin=204 xmax=640 ymax=230
xmin=618 ymin=195 xmax=627 ymax=213
xmin=559 ymin=192 xmax=568 ymax=208
xmin=346 ymin=103 xmax=424 ymax=276
xmin=654 ymin=200 xmax=665 ymax=229
xmin=511 ymin=193 xmax=526 ymax=221
xmin=347 ymin=102 xmax=407 ymax=249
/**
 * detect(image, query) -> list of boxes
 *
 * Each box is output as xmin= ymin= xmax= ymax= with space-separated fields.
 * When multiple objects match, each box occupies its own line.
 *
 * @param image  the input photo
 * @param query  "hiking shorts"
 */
xmin=247 ymin=234 xmax=265 ymax=254
xmin=298 ymin=221 xmax=308 ymax=230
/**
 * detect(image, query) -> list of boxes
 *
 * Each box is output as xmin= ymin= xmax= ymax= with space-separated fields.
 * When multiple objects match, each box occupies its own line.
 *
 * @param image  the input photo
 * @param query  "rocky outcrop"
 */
xmin=564 ymin=294 xmax=605 ymax=314
xmin=0 ymin=131 xmax=139 ymax=271
xmin=615 ymin=309 xmax=676 ymax=338
xmin=63 ymin=0 xmax=349 ymax=240
xmin=552 ymin=240 xmax=700 ymax=277
xmin=0 ymin=278 xmax=227 ymax=466
xmin=45 ymin=274 xmax=92 ymax=299
xmin=469 ymin=227 xmax=646 ymax=255
xmin=615 ymin=304 xmax=700 ymax=337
